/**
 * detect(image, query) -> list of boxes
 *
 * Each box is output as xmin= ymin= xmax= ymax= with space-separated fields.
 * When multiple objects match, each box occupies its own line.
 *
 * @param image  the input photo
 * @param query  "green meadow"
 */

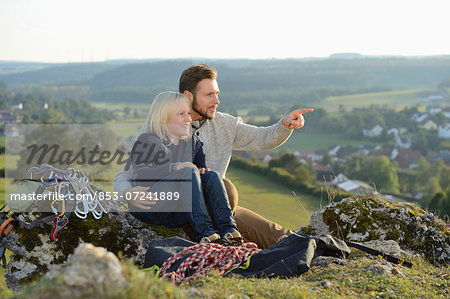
xmin=322 ymin=88 xmax=429 ymax=111
xmin=226 ymin=166 xmax=321 ymax=229
xmin=272 ymin=131 xmax=376 ymax=152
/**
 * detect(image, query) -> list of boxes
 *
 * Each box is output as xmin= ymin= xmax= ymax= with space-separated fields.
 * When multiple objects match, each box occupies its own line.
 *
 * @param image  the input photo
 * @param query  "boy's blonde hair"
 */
xmin=144 ymin=91 xmax=191 ymax=143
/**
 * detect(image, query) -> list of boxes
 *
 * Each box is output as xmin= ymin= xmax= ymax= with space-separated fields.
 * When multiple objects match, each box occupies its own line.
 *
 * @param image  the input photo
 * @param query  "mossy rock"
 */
xmin=309 ymin=195 xmax=450 ymax=265
xmin=4 ymin=211 xmax=186 ymax=291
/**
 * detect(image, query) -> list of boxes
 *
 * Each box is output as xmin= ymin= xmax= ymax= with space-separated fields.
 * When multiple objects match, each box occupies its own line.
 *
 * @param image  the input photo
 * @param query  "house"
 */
xmin=371 ymin=147 xmax=421 ymax=169
xmin=427 ymin=105 xmax=442 ymax=115
xmin=337 ymin=180 xmax=378 ymax=195
xmin=412 ymin=113 xmax=428 ymax=123
xmin=387 ymin=128 xmax=411 ymax=148
xmin=294 ymin=149 xmax=316 ymax=161
xmin=336 ymin=146 xmax=358 ymax=160
xmin=331 ymin=173 xmax=349 ymax=185
xmin=313 ymin=149 xmax=326 ymax=161
xmin=357 ymin=144 xmax=380 ymax=155
xmin=0 ymin=109 xmax=24 ymax=124
xmin=370 ymin=147 xmax=393 ymax=158
xmin=328 ymin=145 xmax=341 ymax=156
xmin=323 ymin=172 xmax=378 ymax=196
xmin=362 ymin=124 xmax=383 ymax=137
xmin=442 ymin=107 xmax=450 ymax=119
xmin=0 ymin=114 xmax=23 ymax=124
xmin=10 ymin=103 xmax=23 ymax=111
xmin=314 ymin=164 xmax=337 ymax=183
xmin=438 ymin=123 xmax=450 ymax=139
xmin=395 ymin=136 xmax=412 ymax=148
xmin=393 ymin=148 xmax=422 ymax=169
xmin=427 ymin=150 xmax=450 ymax=164
xmin=418 ymin=119 xmax=437 ymax=131
xmin=5 ymin=124 xmax=20 ymax=137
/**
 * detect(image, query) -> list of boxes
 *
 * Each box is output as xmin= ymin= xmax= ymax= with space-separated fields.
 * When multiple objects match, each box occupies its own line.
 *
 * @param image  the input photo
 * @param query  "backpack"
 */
xmin=144 ymin=233 xmax=350 ymax=281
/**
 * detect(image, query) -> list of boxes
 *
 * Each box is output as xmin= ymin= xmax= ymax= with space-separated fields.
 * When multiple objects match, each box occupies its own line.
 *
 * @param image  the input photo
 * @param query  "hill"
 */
xmin=1 ymin=57 xmax=450 ymax=110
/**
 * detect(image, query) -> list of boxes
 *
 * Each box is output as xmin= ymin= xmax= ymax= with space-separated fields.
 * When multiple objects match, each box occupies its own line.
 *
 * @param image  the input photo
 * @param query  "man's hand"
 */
xmin=199 ymin=167 xmax=210 ymax=175
xmin=282 ymin=108 xmax=314 ymax=129
xmin=123 ymin=186 xmax=157 ymax=210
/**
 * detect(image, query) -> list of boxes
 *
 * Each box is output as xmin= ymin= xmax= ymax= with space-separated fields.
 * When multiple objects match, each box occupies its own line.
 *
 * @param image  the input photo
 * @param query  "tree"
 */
xmin=425 ymin=177 xmax=442 ymax=200
xmin=429 ymin=192 xmax=445 ymax=215
xmin=414 ymin=157 xmax=430 ymax=188
xmin=412 ymin=131 xmax=429 ymax=155
xmin=269 ymin=152 xmax=301 ymax=174
xmin=294 ymin=164 xmax=314 ymax=185
xmin=321 ymin=152 xmax=333 ymax=166
xmin=370 ymin=156 xmax=400 ymax=193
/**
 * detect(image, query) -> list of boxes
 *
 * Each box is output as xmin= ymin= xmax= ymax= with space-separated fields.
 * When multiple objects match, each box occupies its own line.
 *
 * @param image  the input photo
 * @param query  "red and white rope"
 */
xmin=160 ymin=242 xmax=261 ymax=284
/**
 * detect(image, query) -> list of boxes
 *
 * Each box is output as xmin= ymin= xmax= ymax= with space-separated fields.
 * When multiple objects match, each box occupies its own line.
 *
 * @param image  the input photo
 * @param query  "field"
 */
xmin=322 ymin=88 xmax=430 ymax=111
xmin=227 ymin=166 xmax=321 ymax=229
xmin=271 ymin=131 xmax=377 ymax=152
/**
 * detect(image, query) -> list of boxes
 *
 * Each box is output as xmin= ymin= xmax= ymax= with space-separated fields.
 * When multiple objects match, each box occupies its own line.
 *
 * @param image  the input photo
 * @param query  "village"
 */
xmin=233 ymin=102 xmax=450 ymax=204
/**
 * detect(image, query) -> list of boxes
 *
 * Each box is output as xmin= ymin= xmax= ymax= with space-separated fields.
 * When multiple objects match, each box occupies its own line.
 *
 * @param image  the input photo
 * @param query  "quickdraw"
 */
xmin=3 ymin=164 xmax=110 ymax=245
xmin=160 ymin=242 xmax=261 ymax=284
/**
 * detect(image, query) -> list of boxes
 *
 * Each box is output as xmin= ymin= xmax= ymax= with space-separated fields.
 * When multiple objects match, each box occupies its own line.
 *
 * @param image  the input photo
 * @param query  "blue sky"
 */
xmin=0 ymin=0 xmax=449 ymax=62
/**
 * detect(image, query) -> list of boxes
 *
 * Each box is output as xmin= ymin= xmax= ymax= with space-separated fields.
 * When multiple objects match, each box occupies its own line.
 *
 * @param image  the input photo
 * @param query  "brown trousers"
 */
xmin=184 ymin=178 xmax=292 ymax=249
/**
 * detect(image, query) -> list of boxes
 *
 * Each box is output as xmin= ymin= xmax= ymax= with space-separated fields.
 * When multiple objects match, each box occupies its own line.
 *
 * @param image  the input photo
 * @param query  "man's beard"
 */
xmin=192 ymin=94 xmax=215 ymax=120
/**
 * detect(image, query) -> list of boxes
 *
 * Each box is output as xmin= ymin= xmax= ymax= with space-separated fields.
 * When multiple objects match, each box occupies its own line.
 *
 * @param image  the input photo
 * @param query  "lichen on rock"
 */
xmin=303 ymin=195 xmax=450 ymax=265
xmin=3 ymin=207 xmax=187 ymax=291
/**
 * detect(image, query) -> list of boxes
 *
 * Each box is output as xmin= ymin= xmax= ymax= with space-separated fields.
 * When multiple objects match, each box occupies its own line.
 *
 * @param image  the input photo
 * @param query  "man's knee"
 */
xmin=222 ymin=177 xmax=238 ymax=213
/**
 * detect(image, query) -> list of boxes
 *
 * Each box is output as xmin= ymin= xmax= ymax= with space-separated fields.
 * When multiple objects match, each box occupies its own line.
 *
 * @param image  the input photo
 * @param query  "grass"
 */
xmin=322 ymin=88 xmax=429 ymax=111
xmin=227 ymin=166 xmax=320 ymax=229
xmin=92 ymin=102 xmax=151 ymax=111
xmin=274 ymin=131 xmax=377 ymax=152
xmin=7 ymin=251 xmax=449 ymax=298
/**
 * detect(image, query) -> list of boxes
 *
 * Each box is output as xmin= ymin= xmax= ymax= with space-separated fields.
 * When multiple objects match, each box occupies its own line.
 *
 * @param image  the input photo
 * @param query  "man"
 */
xmin=114 ymin=64 xmax=313 ymax=248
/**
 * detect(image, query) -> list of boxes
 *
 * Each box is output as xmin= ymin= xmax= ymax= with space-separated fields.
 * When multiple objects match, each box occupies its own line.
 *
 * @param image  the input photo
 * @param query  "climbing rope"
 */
xmin=160 ymin=242 xmax=261 ymax=284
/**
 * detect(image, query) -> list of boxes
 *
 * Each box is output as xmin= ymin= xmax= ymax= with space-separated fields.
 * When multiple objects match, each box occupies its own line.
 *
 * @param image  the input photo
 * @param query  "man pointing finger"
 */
xmin=282 ymin=108 xmax=314 ymax=129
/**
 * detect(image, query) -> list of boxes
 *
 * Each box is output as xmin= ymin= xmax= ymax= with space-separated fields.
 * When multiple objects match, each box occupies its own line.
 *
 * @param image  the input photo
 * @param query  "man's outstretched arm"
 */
xmin=232 ymin=108 xmax=313 ymax=151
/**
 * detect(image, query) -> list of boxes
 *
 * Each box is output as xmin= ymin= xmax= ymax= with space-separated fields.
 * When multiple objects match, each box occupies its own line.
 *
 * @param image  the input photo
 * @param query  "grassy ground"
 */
xmin=273 ymin=131 xmax=377 ymax=152
xmin=92 ymin=102 xmax=150 ymax=111
xmin=322 ymin=88 xmax=429 ymax=111
xmin=227 ymin=166 xmax=320 ymax=229
xmin=7 ymin=252 xmax=449 ymax=298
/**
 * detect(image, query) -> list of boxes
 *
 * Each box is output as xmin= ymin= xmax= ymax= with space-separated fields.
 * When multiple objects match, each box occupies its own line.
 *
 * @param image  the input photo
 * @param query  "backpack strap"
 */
xmin=345 ymin=241 xmax=413 ymax=268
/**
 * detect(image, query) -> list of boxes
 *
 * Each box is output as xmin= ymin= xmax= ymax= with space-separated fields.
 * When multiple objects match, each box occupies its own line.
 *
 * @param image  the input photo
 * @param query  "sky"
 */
xmin=0 ymin=0 xmax=449 ymax=63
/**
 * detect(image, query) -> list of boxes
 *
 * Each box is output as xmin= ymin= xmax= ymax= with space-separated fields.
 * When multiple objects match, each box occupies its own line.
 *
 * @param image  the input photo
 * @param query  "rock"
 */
xmin=45 ymin=243 xmax=127 ymax=289
xmin=367 ymin=262 xmax=403 ymax=277
xmin=368 ymin=263 xmax=393 ymax=275
xmin=311 ymin=256 xmax=347 ymax=268
xmin=321 ymin=280 xmax=332 ymax=289
xmin=308 ymin=195 xmax=450 ymax=265
xmin=361 ymin=240 xmax=412 ymax=258
xmin=187 ymin=287 xmax=203 ymax=298
xmin=3 ymin=203 xmax=187 ymax=291
xmin=391 ymin=267 xmax=405 ymax=277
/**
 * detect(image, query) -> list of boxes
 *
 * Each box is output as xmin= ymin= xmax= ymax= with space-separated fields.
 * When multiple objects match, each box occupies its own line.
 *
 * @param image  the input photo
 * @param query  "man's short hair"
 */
xmin=179 ymin=64 xmax=217 ymax=94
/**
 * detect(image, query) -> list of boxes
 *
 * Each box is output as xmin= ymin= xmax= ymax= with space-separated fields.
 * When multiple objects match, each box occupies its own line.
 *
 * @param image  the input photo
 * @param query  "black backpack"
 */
xmin=145 ymin=233 xmax=351 ymax=279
